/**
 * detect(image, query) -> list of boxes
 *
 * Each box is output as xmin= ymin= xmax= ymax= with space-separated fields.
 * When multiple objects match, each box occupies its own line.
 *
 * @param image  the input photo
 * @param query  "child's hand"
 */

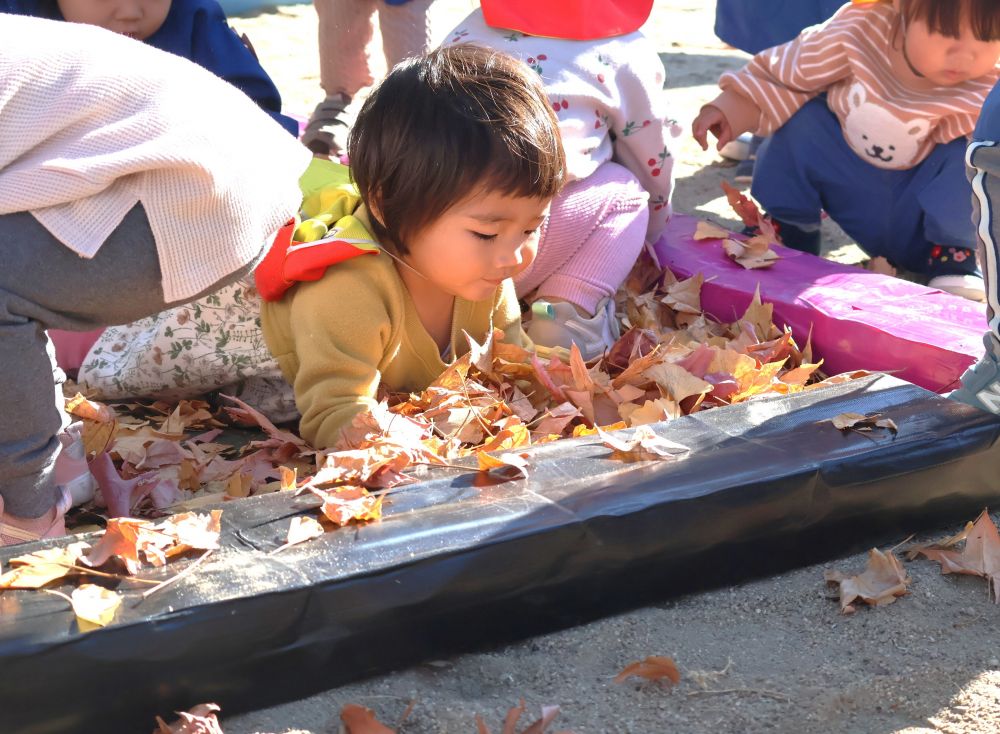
xmin=692 ymin=105 xmax=734 ymax=151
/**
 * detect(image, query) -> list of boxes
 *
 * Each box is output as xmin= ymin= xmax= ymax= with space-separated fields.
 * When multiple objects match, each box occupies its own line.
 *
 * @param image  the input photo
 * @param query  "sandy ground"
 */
xmin=208 ymin=3 xmax=1000 ymax=732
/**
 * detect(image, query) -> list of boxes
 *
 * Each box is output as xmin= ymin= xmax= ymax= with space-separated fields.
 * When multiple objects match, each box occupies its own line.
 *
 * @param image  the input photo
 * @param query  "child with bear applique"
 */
xmin=692 ymin=0 xmax=1000 ymax=302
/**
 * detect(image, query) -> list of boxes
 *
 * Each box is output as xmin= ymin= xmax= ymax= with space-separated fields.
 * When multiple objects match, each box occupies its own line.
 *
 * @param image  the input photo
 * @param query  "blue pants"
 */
xmin=714 ymin=0 xmax=843 ymax=54
xmin=752 ymin=98 xmax=977 ymax=277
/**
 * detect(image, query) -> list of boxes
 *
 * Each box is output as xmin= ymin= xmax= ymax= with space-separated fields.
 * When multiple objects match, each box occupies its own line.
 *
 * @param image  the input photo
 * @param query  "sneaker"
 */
xmin=719 ymin=132 xmax=753 ymax=162
xmin=0 ymin=486 xmax=70 ymax=546
xmin=928 ymin=274 xmax=987 ymax=302
xmin=54 ymin=421 xmax=97 ymax=506
xmin=301 ymin=92 xmax=352 ymax=157
xmin=526 ymin=297 xmax=621 ymax=361
xmin=950 ymin=334 xmax=1000 ymax=414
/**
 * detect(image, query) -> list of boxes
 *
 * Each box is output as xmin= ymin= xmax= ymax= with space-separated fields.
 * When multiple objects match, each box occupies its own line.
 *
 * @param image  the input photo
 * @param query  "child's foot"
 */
xmin=773 ymin=219 xmax=821 ymax=255
xmin=301 ymin=92 xmax=352 ymax=157
xmin=719 ymin=132 xmax=753 ymax=161
xmin=526 ymin=297 xmax=620 ymax=361
xmin=54 ymin=421 xmax=97 ymax=506
xmin=0 ymin=487 xmax=70 ymax=547
xmin=950 ymin=335 xmax=1000 ymax=414
xmin=928 ymin=274 xmax=987 ymax=302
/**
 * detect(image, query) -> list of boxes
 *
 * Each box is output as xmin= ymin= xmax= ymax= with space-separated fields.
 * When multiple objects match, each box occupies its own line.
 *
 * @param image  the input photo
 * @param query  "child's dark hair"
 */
xmin=900 ymin=0 xmax=1000 ymax=41
xmin=347 ymin=44 xmax=566 ymax=255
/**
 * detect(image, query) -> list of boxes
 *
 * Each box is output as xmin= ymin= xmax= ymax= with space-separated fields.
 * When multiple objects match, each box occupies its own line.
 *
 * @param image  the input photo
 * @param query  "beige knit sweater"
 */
xmin=0 ymin=14 xmax=311 ymax=302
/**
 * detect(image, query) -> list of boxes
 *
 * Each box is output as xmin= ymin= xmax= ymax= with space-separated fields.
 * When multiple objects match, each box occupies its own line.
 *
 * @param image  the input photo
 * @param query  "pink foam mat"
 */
xmin=651 ymin=215 xmax=987 ymax=393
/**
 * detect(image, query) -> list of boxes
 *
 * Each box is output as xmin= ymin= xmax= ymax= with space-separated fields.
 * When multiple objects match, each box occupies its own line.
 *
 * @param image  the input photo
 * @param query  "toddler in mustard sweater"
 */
xmin=258 ymin=44 xmax=565 ymax=449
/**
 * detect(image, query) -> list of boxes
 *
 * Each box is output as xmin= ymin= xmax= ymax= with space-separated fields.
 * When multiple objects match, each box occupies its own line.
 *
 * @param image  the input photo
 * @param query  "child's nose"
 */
xmin=115 ymin=0 xmax=143 ymax=19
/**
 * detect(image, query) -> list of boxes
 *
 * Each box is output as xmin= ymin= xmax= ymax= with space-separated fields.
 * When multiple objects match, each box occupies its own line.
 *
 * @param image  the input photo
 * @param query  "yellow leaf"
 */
xmin=71 ymin=584 xmax=122 ymax=630
xmin=285 ymin=516 xmax=326 ymax=547
xmin=476 ymin=450 xmax=530 ymax=479
xmin=693 ymin=221 xmax=731 ymax=241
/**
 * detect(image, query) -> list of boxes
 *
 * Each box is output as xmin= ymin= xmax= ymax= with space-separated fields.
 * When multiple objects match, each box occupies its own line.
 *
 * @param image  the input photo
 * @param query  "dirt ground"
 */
xmin=211 ymin=2 xmax=999 ymax=732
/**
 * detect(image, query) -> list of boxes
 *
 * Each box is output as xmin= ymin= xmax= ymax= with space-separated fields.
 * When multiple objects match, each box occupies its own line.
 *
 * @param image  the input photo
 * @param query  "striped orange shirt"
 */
xmin=719 ymin=3 xmax=1000 ymax=170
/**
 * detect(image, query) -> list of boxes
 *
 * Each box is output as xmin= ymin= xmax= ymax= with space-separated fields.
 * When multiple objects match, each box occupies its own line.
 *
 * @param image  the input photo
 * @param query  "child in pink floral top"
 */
xmin=442 ymin=0 xmax=679 ymax=358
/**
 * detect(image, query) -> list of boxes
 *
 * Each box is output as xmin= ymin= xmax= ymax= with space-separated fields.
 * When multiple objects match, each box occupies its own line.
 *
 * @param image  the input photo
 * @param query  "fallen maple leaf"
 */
xmin=919 ymin=510 xmax=1000 ymax=602
xmin=71 ymin=583 xmax=122 ymax=630
xmin=661 ymin=273 xmax=703 ymax=314
xmin=476 ymin=699 xmax=572 ymax=734
xmin=65 ymin=393 xmax=115 ymax=423
xmin=340 ymin=703 xmax=395 ymax=734
xmin=824 ymin=548 xmax=910 ymax=614
xmin=308 ymin=486 xmax=383 ymax=527
xmin=597 ymin=425 xmax=690 ymax=461
xmin=153 ymin=703 xmax=223 ymax=734
xmin=0 ymin=541 xmax=91 ymax=589
xmin=284 ymin=516 xmax=325 ymax=548
xmin=693 ymin=221 xmax=731 ymax=241
xmin=477 ymin=450 xmax=530 ymax=478
xmin=905 ymin=521 xmax=974 ymax=561
xmin=827 ymin=412 xmax=898 ymax=434
xmin=85 ymin=517 xmax=152 ymax=573
xmin=614 ymin=656 xmax=682 ymax=686
xmin=723 ymin=237 xmax=779 ymax=269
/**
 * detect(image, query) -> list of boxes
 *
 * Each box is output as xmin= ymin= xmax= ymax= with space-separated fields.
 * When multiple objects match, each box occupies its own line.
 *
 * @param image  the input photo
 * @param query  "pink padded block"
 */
xmin=652 ymin=215 xmax=987 ymax=393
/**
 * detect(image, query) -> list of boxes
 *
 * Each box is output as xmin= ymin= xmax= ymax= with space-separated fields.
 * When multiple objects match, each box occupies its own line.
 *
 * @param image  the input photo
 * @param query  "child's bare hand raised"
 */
xmin=692 ymin=105 xmax=734 ymax=151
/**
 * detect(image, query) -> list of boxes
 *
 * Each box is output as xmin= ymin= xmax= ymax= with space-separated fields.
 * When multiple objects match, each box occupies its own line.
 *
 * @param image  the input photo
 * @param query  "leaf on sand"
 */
xmin=919 ymin=510 xmax=1000 ymax=602
xmin=693 ymin=221 xmax=731 ymax=241
xmin=723 ymin=237 xmax=779 ymax=270
xmin=824 ymin=548 xmax=910 ymax=614
xmin=340 ymin=703 xmax=396 ymax=734
xmin=904 ymin=521 xmax=974 ymax=561
xmin=475 ymin=699 xmax=570 ymax=734
xmin=827 ymin=412 xmax=898 ymax=434
xmin=614 ymin=656 xmax=682 ymax=686
xmin=597 ymin=425 xmax=690 ymax=461
xmin=0 ymin=541 xmax=91 ymax=589
xmin=153 ymin=703 xmax=224 ymax=734
xmin=477 ymin=450 xmax=530 ymax=479
xmin=71 ymin=583 xmax=122 ymax=630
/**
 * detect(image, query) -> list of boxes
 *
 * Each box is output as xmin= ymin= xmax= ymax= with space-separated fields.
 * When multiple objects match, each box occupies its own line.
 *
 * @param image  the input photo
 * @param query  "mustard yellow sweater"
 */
xmin=260 ymin=207 xmax=527 ymax=450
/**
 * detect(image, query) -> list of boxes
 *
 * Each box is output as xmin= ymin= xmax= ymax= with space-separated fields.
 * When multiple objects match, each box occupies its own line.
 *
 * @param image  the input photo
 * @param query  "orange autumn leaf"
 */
xmin=65 ymin=393 xmax=115 ymax=423
xmin=825 ymin=548 xmax=910 ymax=614
xmin=476 ymin=699 xmax=572 ymax=734
xmin=919 ymin=510 xmax=1000 ymax=602
xmin=85 ymin=517 xmax=152 ymax=573
xmin=477 ymin=450 xmax=530 ymax=479
xmin=340 ymin=703 xmax=396 ymax=734
xmin=614 ymin=656 xmax=682 ymax=686
xmin=309 ymin=486 xmax=383 ymax=527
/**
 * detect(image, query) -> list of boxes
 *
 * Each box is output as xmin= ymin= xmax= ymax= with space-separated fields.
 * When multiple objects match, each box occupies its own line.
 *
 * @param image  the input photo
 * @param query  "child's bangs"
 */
xmin=474 ymin=126 xmax=565 ymax=203
xmin=907 ymin=0 xmax=1000 ymax=41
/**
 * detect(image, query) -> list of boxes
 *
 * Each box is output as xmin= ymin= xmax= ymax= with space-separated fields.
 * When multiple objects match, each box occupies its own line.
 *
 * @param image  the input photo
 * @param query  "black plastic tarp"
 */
xmin=2 ymin=374 xmax=999 ymax=734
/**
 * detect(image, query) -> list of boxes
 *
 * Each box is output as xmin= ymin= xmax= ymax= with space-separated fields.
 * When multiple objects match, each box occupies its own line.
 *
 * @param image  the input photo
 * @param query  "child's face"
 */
xmin=403 ymin=189 xmax=551 ymax=303
xmin=57 ymin=0 xmax=170 ymax=40
xmin=902 ymin=9 xmax=1000 ymax=86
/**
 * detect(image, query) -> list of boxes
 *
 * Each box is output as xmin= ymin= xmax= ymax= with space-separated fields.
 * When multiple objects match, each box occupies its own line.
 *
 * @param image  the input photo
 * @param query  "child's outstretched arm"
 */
xmin=694 ymin=2 xmax=858 ymax=148
xmin=262 ymin=273 xmax=395 ymax=450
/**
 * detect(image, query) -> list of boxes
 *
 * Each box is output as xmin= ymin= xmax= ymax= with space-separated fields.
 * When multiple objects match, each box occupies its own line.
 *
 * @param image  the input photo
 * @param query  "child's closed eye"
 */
xmin=471 ymin=231 xmax=498 ymax=241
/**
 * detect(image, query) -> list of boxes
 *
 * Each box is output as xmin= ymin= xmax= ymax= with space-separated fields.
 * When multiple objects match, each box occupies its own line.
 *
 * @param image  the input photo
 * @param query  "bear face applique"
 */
xmin=841 ymin=83 xmax=930 ymax=169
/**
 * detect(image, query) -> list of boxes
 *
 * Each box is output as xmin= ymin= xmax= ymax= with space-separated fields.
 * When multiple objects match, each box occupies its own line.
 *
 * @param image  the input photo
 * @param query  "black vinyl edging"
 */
xmin=2 ymin=374 xmax=999 ymax=734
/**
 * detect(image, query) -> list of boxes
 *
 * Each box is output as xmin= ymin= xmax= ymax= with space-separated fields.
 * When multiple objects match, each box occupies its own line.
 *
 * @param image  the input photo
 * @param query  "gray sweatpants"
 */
xmin=0 ymin=206 xmax=256 ymax=517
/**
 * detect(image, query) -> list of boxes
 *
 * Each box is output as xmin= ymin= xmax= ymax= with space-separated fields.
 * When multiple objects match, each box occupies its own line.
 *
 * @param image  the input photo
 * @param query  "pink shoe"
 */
xmin=0 ymin=486 xmax=70 ymax=547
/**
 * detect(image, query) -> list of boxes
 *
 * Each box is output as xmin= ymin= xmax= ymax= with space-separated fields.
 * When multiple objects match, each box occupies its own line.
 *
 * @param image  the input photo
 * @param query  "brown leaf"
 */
xmin=65 ymin=393 xmax=115 ymax=423
xmin=85 ymin=517 xmax=152 ymax=573
xmin=285 ymin=516 xmax=325 ymax=547
xmin=919 ymin=510 xmax=1000 ymax=602
xmin=723 ymin=237 xmax=779 ymax=270
xmin=827 ymin=412 xmax=898 ymax=434
xmin=614 ymin=656 xmax=681 ymax=685
xmin=309 ymin=486 xmax=383 ymax=527
xmin=904 ymin=522 xmax=974 ymax=561
xmin=824 ymin=548 xmax=910 ymax=614
xmin=693 ymin=220 xmax=731 ymax=241
xmin=661 ymin=273 xmax=703 ymax=314
xmin=153 ymin=703 xmax=223 ymax=734
xmin=340 ymin=703 xmax=395 ymax=734
xmin=0 ymin=541 xmax=91 ymax=589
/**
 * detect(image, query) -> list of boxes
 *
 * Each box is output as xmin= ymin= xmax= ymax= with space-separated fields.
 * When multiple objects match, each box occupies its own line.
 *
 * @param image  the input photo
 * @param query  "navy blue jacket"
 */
xmin=1 ymin=0 xmax=298 ymax=136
